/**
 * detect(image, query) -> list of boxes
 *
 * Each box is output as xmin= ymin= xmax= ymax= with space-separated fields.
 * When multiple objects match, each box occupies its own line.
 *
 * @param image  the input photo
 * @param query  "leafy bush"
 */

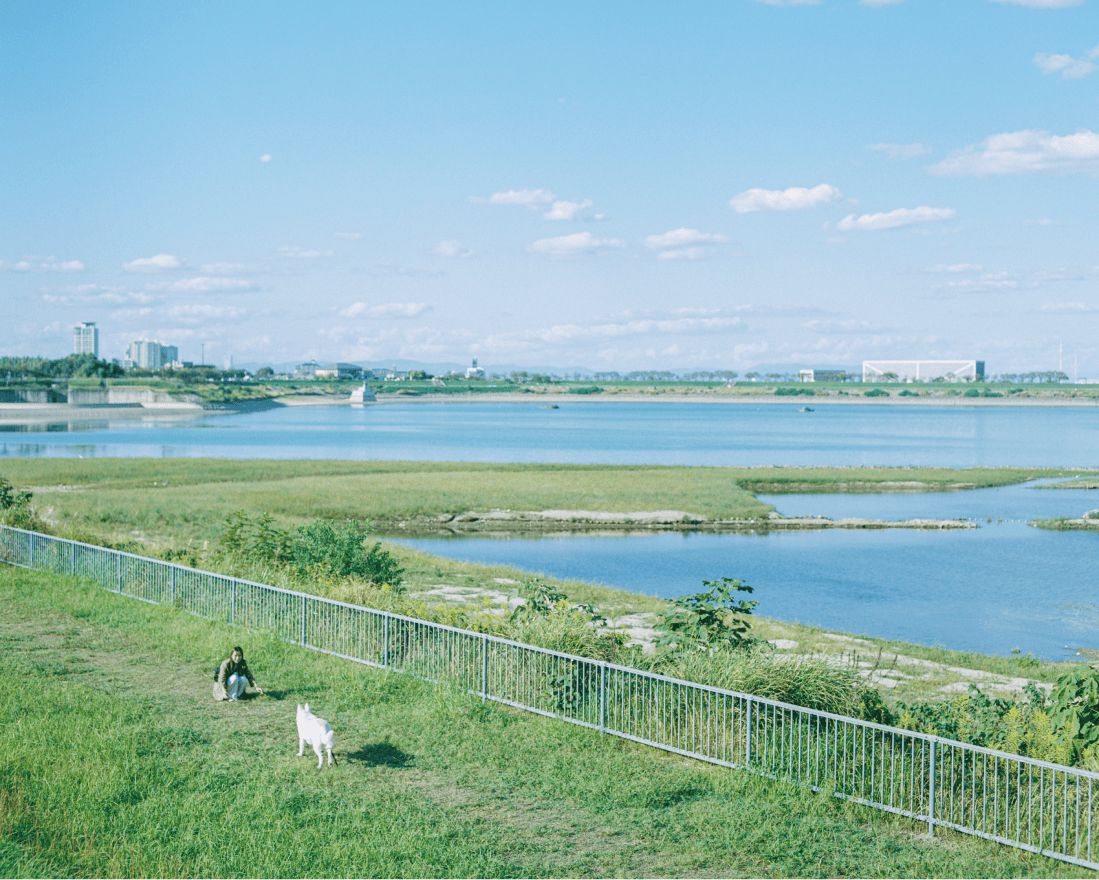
xmin=775 ymin=387 xmax=815 ymax=396
xmin=656 ymin=577 xmax=758 ymax=655
xmin=864 ymin=388 xmax=889 ymax=397
xmin=568 ymin=385 xmax=603 ymax=395
xmin=1049 ymin=665 xmax=1099 ymax=762
xmin=219 ymin=511 xmax=403 ymax=587
xmin=0 ymin=477 xmax=45 ymax=531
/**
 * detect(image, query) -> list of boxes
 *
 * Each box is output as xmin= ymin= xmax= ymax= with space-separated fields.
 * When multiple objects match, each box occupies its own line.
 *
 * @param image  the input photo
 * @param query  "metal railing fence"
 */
xmin=2 ymin=523 xmax=1096 ymax=871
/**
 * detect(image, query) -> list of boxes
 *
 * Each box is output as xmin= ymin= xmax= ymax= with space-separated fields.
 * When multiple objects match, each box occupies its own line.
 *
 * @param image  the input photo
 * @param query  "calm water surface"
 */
xmin=3 ymin=399 xmax=1099 ymax=466
xmin=3 ymin=400 xmax=1096 ymax=657
xmin=395 ymin=480 xmax=1099 ymax=661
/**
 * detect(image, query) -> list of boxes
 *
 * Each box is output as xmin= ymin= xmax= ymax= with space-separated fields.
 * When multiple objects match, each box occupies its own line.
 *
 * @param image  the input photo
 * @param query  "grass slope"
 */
xmin=0 ymin=566 xmax=1085 ymax=879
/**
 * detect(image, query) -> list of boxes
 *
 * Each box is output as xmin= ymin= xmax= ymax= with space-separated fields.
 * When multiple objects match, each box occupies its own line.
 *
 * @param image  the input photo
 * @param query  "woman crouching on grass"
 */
xmin=213 ymin=646 xmax=265 ymax=701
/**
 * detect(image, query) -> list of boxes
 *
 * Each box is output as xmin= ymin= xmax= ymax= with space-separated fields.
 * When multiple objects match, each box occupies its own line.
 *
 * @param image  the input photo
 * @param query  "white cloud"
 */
xmin=805 ymin=319 xmax=874 ymax=332
xmin=867 ymin=142 xmax=930 ymax=159
xmin=936 ymin=277 xmax=1018 ymax=292
xmin=543 ymin=199 xmax=593 ymax=220
xmin=154 ymin=276 xmax=259 ymax=294
xmin=730 ymin=184 xmax=844 ymax=213
xmin=277 ymin=246 xmax=335 ymax=259
xmin=1032 ymin=217 xmax=1063 ymax=226
xmin=990 ymin=0 xmax=1083 ymax=7
xmin=1041 ymin=302 xmax=1099 ymax=312
xmin=338 ymin=302 xmax=431 ymax=319
xmin=931 ymin=129 xmax=1099 ymax=176
xmin=754 ymin=0 xmax=820 ymax=5
xmin=472 ymin=188 xmax=557 ymax=205
xmin=198 ymin=262 xmax=259 ymax=274
xmin=643 ymin=228 xmax=730 ymax=249
xmin=167 ymin=304 xmax=248 ymax=321
xmin=924 ymin=263 xmax=984 ymax=273
xmin=656 ymin=248 xmax=717 ymax=261
xmin=532 ymin=316 xmax=744 ymax=342
xmin=334 ymin=232 xmax=362 ymax=240
xmin=529 ymin=231 xmax=626 ymax=256
xmin=1033 ymin=52 xmax=1094 ymax=78
xmin=259 ymin=154 xmax=272 ymax=162
xmin=434 ymin=240 xmax=472 ymax=258
xmin=836 ymin=206 xmax=956 ymax=231
xmin=1 ymin=257 xmax=84 ymax=272
xmin=42 ymin=286 xmax=154 ymax=307
xmin=860 ymin=0 xmax=905 ymax=5
xmin=123 ymin=254 xmax=182 ymax=272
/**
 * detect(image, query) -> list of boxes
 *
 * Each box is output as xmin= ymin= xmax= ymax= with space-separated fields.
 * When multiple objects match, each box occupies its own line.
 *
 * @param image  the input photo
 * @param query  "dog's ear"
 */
xmin=297 ymin=703 xmax=302 ymax=711
xmin=304 ymin=703 xmax=310 ymax=713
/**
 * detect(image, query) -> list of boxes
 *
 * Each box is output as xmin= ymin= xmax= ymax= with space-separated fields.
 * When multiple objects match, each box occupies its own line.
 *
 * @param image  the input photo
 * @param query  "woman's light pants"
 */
xmin=226 ymin=672 xmax=249 ymax=700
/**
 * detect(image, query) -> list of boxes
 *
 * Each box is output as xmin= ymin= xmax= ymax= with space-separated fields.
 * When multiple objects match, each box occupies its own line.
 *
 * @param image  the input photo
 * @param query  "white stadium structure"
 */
xmin=862 ymin=360 xmax=984 ymax=382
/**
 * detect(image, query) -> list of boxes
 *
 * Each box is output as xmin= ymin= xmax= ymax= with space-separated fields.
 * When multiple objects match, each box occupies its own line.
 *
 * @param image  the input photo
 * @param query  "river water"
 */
xmin=2 ymin=399 xmax=1096 ymax=658
xmin=3 ymin=399 xmax=1099 ymax=467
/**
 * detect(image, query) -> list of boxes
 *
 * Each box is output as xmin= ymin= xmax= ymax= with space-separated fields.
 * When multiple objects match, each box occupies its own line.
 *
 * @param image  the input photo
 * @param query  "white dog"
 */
xmin=296 ymin=703 xmax=337 ymax=769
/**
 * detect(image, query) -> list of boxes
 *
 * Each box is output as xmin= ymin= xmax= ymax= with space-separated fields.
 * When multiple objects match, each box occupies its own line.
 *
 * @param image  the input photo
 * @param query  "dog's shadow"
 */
xmin=347 ymin=741 xmax=414 ymax=768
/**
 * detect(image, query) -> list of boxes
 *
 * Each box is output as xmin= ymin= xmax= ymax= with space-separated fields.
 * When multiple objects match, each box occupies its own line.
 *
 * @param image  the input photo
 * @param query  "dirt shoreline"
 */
xmin=378 ymin=508 xmax=977 ymax=537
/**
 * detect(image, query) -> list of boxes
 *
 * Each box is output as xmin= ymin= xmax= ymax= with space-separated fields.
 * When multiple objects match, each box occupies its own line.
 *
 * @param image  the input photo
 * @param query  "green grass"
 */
xmin=2 ymin=460 xmax=1080 ymax=548
xmin=0 ymin=566 xmax=1087 ymax=879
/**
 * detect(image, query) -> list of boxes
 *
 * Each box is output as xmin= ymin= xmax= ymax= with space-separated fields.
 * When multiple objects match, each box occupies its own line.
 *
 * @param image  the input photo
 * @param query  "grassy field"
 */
xmin=0 ymin=565 xmax=1087 ymax=879
xmin=1 ymin=459 xmax=1078 ymax=547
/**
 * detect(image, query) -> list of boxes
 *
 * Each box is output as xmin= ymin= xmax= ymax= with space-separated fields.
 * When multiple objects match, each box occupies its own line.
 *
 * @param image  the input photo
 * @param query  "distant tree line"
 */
xmin=994 ymin=371 xmax=1070 ymax=384
xmin=0 ymin=354 xmax=123 ymax=381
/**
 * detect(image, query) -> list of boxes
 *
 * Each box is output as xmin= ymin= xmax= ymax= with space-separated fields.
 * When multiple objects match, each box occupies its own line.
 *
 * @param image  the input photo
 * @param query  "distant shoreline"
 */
xmin=2 ymin=389 xmax=1098 ymax=425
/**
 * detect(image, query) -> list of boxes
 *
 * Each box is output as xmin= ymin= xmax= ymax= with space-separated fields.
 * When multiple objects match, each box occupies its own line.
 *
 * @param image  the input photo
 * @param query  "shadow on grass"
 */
xmin=347 ymin=741 xmax=414 ymax=768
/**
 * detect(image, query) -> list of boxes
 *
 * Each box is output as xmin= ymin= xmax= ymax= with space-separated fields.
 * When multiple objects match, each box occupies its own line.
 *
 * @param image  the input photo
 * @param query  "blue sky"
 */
xmin=2 ymin=0 xmax=1097 ymax=375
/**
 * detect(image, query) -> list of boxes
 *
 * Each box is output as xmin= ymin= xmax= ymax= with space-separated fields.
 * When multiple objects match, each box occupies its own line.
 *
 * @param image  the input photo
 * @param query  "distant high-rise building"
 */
xmin=126 ymin=339 xmax=177 ymax=370
xmin=73 ymin=322 xmax=98 ymax=357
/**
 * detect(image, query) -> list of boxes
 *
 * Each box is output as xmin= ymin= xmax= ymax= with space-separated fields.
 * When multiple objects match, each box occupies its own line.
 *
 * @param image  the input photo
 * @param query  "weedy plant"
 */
xmin=219 ymin=511 xmax=404 ymax=586
xmin=656 ymin=577 xmax=759 ymax=656
xmin=0 ymin=476 xmax=45 ymax=531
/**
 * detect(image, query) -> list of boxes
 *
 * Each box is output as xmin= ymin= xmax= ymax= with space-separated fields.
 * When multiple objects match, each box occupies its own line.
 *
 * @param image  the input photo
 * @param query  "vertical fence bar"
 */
xmin=481 ymin=633 xmax=488 ymax=703
xmin=928 ymin=737 xmax=937 ymax=838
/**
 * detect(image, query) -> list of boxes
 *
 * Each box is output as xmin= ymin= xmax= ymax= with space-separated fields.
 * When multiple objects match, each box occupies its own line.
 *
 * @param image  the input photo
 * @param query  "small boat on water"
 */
xmin=798 ymin=406 xmax=813 ymax=412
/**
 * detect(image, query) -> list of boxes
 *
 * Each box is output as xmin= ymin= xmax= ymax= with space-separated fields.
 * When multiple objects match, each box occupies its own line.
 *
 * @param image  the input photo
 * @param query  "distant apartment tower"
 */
xmin=863 ymin=360 xmax=984 ymax=382
xmin=126 ymin=340 xmax=178 ymax=370
xmin=73 ymin=322 xmax=98 ymax=357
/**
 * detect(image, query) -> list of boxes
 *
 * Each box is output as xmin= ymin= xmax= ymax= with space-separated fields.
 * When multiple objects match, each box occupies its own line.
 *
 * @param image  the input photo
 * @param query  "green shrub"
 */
xmin=0 ymin=477 xmax=45 ymax=531
xmin=657 ymin=577 xmax=758 ymax=655
xmin=218 ymin=511 xmax=403 ymax=587
xmin=864 ymin=388 xmax=888 ymax=397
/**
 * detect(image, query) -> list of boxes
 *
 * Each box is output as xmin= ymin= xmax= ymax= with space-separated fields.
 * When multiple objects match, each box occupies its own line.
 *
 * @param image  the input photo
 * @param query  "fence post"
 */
xmin=599 ymin=662 xmax=606 ymax=735
xmin=384 ymin=615 xmax=390 ymax=668
xmin=70 ymin=541 xmax=75 ymax=575
xmin=745 ymin=697 xmax=753 ymax=767
xmin=481 ymin=634 xmax=488 ymax=703
xmin=300 ymin=595 xmax=306 ymax=645
xmin=169 ymin=566 xmax=175 ymax=606
xmin=928 ymin=737 xmax=937 ymax=838
xmin=230 ymin=581 xmax=236 ymax=625
xmin=116 ymin=553 xmax=122 ymax=594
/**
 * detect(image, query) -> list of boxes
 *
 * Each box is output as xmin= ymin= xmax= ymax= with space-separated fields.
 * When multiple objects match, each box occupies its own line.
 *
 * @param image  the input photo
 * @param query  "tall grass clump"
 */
xmin=662 ymin=647 xmax=858 ymax=715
